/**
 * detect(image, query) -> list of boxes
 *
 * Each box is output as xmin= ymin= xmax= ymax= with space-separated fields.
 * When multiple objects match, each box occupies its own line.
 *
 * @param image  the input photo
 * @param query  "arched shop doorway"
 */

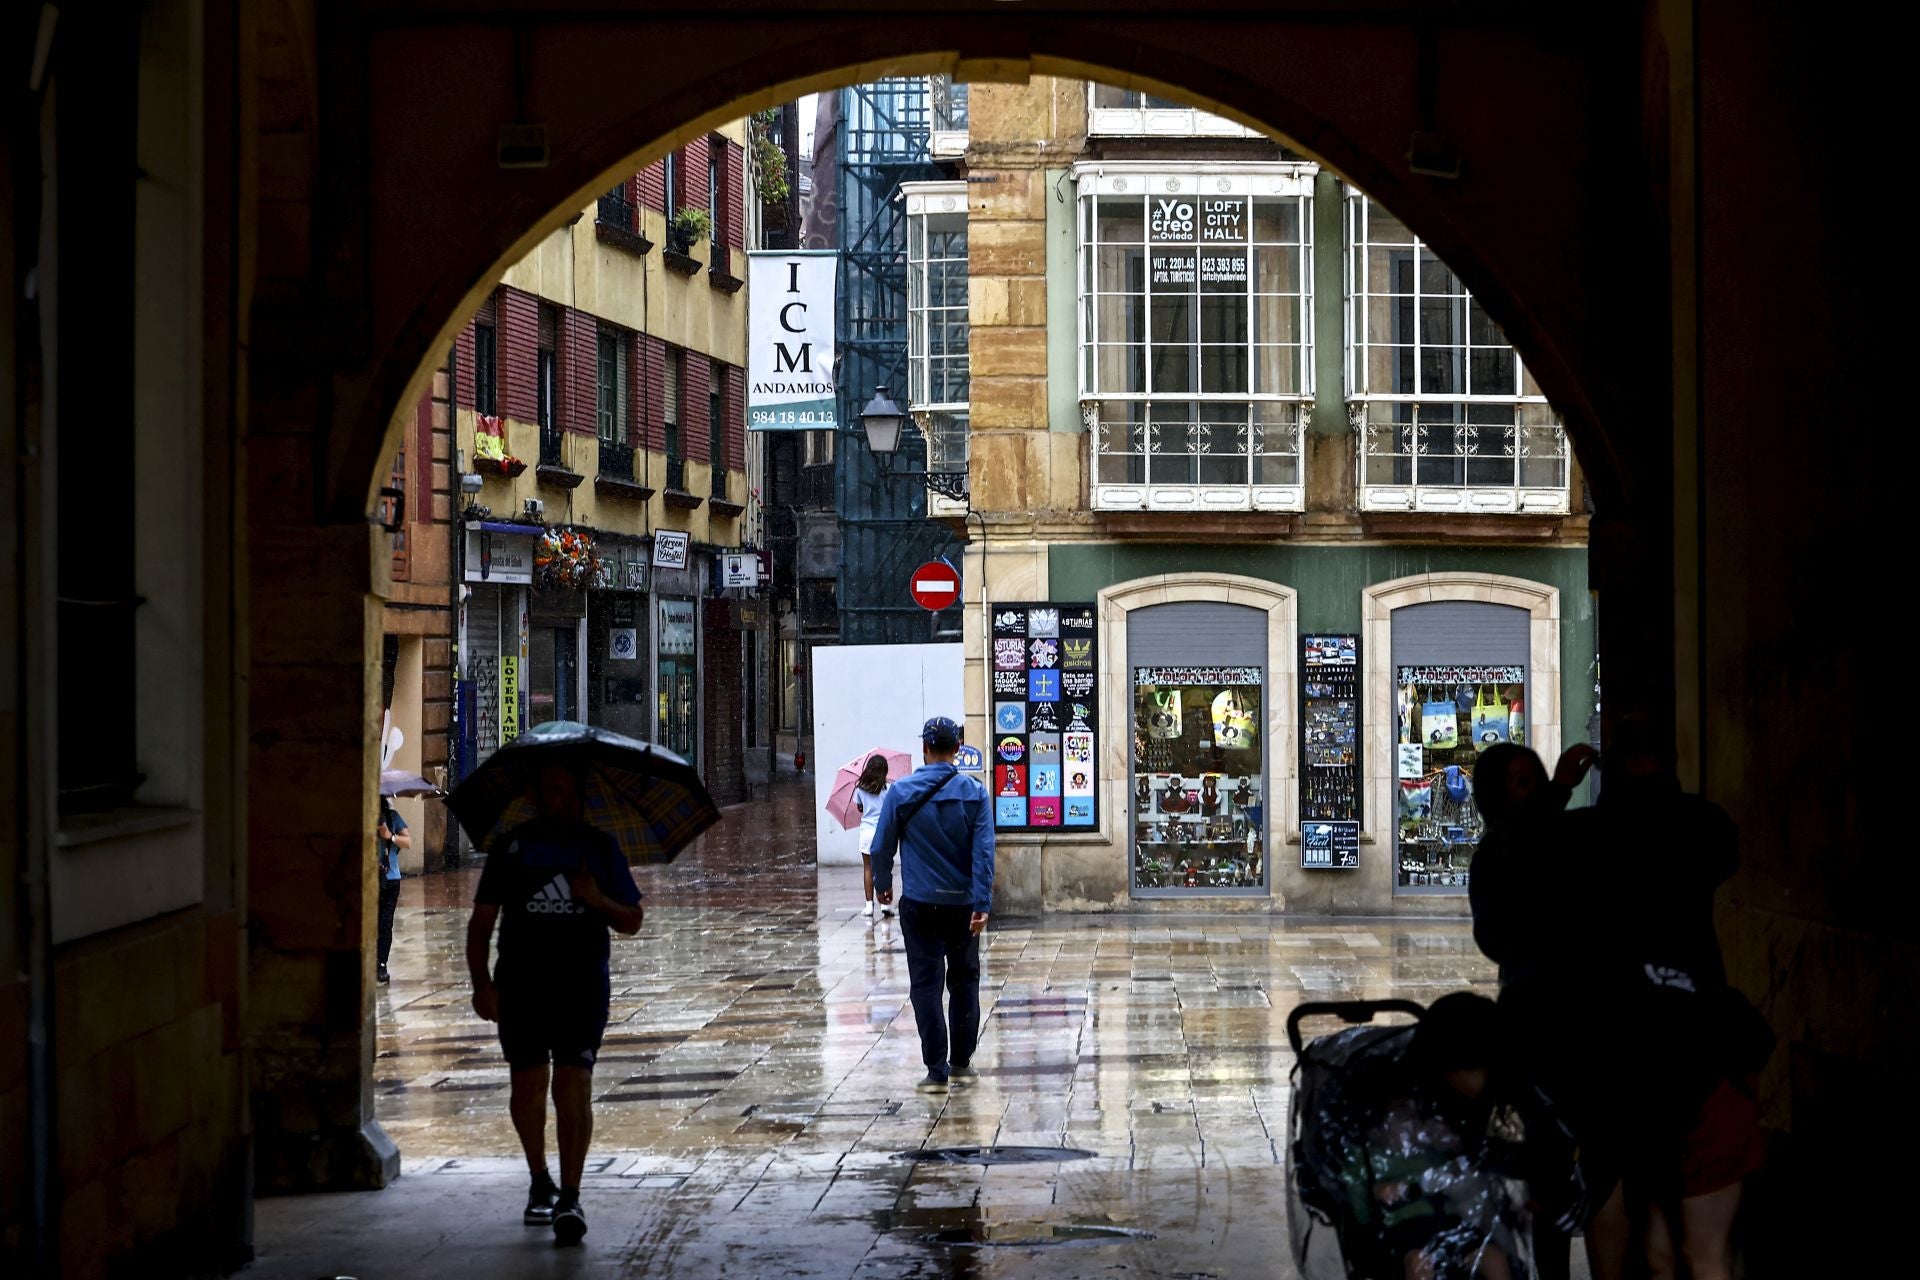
xmin=3 ymin=3 xmax=1877 ymax=1275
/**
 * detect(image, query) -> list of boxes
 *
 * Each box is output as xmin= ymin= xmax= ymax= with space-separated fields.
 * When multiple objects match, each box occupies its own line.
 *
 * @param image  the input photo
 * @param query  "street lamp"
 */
xmin=858 ymin=384 xmax=970 ymax=505
xmin=860 ymin=385 xmax=907 ymax=463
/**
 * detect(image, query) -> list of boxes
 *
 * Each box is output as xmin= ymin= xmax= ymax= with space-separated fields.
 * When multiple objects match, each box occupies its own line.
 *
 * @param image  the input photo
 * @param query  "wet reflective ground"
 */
xmin=251 ymin=782 xmax=1502 ymax=1278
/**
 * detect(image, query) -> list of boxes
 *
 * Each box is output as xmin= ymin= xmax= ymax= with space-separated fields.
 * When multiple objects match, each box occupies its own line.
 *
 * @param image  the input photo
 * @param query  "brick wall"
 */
xmin=564 ymin=309 xmax=597 ymax=435
xmin=701 ymin=615 xmax=747 ymax=805
xmin=685 ymin=355 xmax=711 ymax=463
xmin=641 ymin=335 xmax=666 ymax=451
xmin=497 ymin=287 xmax=538 ymax=423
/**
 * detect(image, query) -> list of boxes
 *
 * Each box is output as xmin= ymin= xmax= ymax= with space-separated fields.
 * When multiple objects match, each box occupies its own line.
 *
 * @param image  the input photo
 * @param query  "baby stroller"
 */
xmin=1286 ymin=998 xmax=1576 ymax=1280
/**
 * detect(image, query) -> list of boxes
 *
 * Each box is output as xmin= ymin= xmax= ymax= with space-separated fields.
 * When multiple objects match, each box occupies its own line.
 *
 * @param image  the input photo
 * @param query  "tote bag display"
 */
xmin=1471 ymin=687 xmax=1511 ymax=749
xmin=1210 ymin=688 xmax=1258 ymax=751
xmin=1399 ymin=777 xmax=1434 ymax=823
xmin=1421 ymin=700 xmax=1460 ymax=750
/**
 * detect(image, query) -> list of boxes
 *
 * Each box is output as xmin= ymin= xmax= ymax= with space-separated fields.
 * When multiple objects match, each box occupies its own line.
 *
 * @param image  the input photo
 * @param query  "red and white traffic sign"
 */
xmin=909 ymin=560 xmax=961 ymax=611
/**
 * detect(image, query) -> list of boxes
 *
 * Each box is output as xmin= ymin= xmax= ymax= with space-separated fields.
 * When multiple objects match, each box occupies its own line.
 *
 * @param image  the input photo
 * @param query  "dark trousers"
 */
xmin=377 ymin=876 xmax=401 ymax=967
xmin=898 ymin=898 xmax=981 ymax=1073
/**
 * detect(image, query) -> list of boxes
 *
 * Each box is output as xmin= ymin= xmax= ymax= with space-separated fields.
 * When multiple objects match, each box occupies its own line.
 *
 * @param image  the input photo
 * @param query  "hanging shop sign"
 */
xmin=464 ymin=525 xmax=536 ymax=584
xmin=652 ymin=529 xmax=690 ymax=569
xmin=498 ymin=655 xmax=521 ymax=742
xmin=747 ymin=250 xmax=839 ymax=430
xmin=990 ymin=603 xmax=1098 ymax=833
xmin=658 ymin=599 xmax=696 ymax=656
xmin=1302 ymin=820 xmax=1360 ymax=870
xmin=1300 ymin=633 xmax=1361 ymax=826
xmin=719 ymin=551 xmax=761 ymax=589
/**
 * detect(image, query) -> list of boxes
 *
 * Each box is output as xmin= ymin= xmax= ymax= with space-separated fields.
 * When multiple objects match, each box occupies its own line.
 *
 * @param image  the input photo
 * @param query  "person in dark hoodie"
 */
xmin=869 ymin=715 xmax=995 ymax=1094
xmin=1472 ymin=718 xmax=1768 ymax=1280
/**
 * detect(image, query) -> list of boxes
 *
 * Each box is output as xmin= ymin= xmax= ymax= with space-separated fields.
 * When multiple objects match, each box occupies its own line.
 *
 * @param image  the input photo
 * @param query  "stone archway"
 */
xmin=244 ymin=0 xmax=1685 ymax=1202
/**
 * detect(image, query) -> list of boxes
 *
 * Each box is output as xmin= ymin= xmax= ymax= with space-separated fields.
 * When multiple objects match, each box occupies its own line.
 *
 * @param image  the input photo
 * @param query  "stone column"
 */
xmin=245 ymin=450 xmax=398 ymax=1190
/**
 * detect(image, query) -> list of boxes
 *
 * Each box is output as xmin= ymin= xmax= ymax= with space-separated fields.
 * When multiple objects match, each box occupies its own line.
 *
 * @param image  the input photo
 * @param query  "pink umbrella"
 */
xmin=825 ymin=748 xmax=914 ymax=829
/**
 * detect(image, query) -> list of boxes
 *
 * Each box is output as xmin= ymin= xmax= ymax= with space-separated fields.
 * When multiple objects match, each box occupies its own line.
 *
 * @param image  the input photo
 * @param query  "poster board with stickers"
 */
xmin=989 ymin=603 xmax=1099 ymax=833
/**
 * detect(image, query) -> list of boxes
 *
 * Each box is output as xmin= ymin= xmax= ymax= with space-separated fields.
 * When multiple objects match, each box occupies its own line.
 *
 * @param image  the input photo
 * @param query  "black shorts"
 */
xmin=496 ymin=983 xmax=610 ymax=1071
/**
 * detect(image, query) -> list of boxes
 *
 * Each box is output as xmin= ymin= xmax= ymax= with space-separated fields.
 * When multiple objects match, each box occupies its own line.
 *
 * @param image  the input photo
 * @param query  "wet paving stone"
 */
xmin=249 ymin=780 xmax=1507 ymax=1279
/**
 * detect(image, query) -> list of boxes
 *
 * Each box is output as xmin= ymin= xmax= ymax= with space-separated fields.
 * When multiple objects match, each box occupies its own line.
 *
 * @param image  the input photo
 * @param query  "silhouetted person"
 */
xmin=1469 ymin=742 xmax=1596 ymax=1280
xmin=869 ymin=716 xmax=994 ymax=1094
xmin=466 ymin=763 xmax=645 ymax=1246
xmin=375 ymin=801 xmax=411 ymax=984
xmin=1475 ymin=718 xmax=1767 ymax=1280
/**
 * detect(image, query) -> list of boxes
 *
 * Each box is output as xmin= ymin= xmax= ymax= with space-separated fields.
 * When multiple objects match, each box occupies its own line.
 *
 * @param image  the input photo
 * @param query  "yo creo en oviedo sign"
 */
xmin=747 ymin=251 xmax=838 ymax=430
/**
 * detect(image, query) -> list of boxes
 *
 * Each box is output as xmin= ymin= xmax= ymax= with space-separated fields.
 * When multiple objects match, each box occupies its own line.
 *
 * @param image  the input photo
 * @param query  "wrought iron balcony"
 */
xmin=1353 ymin=402 xmax=1570 ymax=514
xmin=1088 ymin=400 xmax=1305 ymax=512
xmin=597 ymin=436 xmax=635 ymax=481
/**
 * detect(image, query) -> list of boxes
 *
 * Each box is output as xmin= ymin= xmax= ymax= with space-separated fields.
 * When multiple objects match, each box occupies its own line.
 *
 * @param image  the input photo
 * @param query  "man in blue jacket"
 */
xmin=870 ymin=716 xmax=995 ymax=1093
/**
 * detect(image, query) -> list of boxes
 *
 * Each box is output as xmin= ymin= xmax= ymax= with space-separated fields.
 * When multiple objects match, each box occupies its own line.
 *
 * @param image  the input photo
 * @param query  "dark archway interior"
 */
xmin=2 ymin=3 xmax=1881 ymax=1275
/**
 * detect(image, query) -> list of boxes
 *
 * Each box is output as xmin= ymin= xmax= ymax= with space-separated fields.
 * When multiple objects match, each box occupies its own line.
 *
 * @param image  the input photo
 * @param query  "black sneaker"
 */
xmin=523 ymin=1177 xmax=558 ymax=1226
xmin=377 ymin=964 xmax=391 ymax=985
xmin=552 ymin=1191 xmax=587 ymax=1246
xmin=949 ymin=1064 xmax=978 ymax=1084
xmin=916 ymin=1071 xmax=949 ymax=1094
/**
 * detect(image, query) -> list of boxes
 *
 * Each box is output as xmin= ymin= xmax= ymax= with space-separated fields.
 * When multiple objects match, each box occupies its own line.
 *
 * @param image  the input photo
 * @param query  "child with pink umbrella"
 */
xmin=826 ymin=748 xmax=913 ymax=920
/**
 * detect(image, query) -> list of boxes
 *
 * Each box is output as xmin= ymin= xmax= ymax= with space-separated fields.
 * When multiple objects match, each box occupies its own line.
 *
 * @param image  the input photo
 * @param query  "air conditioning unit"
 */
xmin=523 ymin=498 xmax=545 ymax=519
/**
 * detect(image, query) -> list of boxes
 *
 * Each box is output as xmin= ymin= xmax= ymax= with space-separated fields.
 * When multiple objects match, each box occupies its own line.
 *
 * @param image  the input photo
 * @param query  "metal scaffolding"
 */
xmin=828 ymin=78 xmax=964 ymax=644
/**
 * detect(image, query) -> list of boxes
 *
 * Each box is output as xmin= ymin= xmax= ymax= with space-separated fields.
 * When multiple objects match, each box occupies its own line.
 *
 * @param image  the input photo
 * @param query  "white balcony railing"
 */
xmin=1089 ymin=400 xmax=1305 ymax=513
xmin=1354 ymin=403 xmax=1570 ymax=514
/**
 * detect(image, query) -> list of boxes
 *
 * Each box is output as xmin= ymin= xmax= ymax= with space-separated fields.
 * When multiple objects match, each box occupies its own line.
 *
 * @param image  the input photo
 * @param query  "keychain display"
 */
xmin=1133 ymin=666 xmax=1264 ymax=891
xmin=1394 ymin=664 xmax=1525 ymax=889
xmin=1301 ymin=635 xmax=1361 ymax=827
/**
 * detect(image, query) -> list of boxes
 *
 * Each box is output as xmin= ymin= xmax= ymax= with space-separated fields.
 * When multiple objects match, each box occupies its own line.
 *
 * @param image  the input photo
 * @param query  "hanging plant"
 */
xmin=671 ymin=207 xmax=713 ymax=244
xmin=533 ymin=526 xmax=600 ymax=591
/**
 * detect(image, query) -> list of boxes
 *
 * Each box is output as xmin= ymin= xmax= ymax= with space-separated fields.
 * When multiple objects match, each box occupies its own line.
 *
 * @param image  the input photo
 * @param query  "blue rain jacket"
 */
xmin=869 ymin=763 xmax=995 ymax=915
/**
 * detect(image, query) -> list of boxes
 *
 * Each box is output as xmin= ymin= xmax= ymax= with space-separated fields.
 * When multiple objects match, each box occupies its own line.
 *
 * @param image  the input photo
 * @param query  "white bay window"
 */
xmin=1346 ymin=193 xmax=1570 ymax=513
xmin=1078 ymin=165 xmax=1313 ymax=511
xmin=904 ymin=181 xmax=970 ymax=514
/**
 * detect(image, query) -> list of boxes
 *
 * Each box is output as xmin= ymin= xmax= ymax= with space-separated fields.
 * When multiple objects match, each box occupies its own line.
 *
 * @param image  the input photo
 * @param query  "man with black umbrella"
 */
xmin=466 ymin=762 xmax=645 ymax=1247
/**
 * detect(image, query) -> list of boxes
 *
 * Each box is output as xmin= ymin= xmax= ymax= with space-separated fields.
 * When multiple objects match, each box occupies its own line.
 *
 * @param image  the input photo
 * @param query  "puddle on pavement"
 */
xmin=891 ymin=1145 xmax=1095 ymax=1165
xmin=923 ymin=1223 xmax=1155 ymax=1248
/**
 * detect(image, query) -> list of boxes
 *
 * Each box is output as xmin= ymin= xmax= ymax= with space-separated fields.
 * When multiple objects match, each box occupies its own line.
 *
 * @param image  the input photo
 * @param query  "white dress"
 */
xmin=855 ymin=782 xmax=890 ymax=856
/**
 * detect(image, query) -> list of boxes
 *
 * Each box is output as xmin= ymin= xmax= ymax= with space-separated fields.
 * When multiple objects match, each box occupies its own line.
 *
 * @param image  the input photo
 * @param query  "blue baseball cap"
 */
xmin=921 ymin=716 xmax=962 ymax=748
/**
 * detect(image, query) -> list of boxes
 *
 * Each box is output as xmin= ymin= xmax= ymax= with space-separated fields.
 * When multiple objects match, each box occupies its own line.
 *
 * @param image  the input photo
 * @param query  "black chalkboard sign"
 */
xmin=1302 ymin=820 xmax=1360 ymax=870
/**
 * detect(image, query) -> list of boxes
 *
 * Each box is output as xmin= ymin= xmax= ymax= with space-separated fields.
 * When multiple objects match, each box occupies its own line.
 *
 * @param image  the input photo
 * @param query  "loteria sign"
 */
xmin=747 ymin=251 xmax=838 ymax=430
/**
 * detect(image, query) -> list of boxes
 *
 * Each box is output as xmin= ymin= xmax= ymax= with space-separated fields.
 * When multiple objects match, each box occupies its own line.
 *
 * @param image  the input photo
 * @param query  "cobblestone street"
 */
xmin=250 ymin=784 xmax=1500 ymax=1278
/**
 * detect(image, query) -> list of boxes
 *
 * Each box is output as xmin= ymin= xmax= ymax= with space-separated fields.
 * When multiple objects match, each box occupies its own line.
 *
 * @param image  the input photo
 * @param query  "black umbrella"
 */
xmin=445 ymin=720 xmax=720 ymax=863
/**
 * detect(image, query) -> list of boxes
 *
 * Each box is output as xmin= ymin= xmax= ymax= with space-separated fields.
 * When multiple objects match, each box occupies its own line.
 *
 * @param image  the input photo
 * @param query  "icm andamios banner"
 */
xmin=747 ymin=250 xmax=838 ymax=430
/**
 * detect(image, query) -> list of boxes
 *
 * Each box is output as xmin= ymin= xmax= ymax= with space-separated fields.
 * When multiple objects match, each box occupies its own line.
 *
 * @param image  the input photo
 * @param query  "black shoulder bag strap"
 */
xmin=891 ymin=766 xmax=958 ymax=841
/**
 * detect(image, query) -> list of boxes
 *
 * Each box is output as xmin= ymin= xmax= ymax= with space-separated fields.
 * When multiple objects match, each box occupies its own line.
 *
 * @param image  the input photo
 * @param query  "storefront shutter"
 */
xmin=1388 ymin=602 xmax=1529 ymax=667
xmin=1127 ymin=601 xmax=1265 ymax=666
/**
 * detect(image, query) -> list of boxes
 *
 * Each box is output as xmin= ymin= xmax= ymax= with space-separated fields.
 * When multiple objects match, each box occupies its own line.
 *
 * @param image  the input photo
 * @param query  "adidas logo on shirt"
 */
xmin=526 ymin=874 xmax=588 ymax=915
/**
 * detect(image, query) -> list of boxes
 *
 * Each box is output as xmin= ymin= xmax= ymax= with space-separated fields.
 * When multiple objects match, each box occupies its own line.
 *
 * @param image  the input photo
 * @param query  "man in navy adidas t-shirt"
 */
xmin=467 ymin=763 xmax=643 ymax=1246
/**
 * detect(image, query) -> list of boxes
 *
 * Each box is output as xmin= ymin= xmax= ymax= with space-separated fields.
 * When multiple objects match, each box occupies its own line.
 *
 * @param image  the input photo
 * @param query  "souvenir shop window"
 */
xmin=1132 ymin=666 xmax=1265 ymax=892
xmin=1394 ymin=665 xmax=1526 ymax=890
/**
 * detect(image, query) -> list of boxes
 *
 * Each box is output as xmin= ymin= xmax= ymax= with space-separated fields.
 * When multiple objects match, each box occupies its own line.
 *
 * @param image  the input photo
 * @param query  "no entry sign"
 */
xmin=909 ymin=560 xmax=961 ymax=611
